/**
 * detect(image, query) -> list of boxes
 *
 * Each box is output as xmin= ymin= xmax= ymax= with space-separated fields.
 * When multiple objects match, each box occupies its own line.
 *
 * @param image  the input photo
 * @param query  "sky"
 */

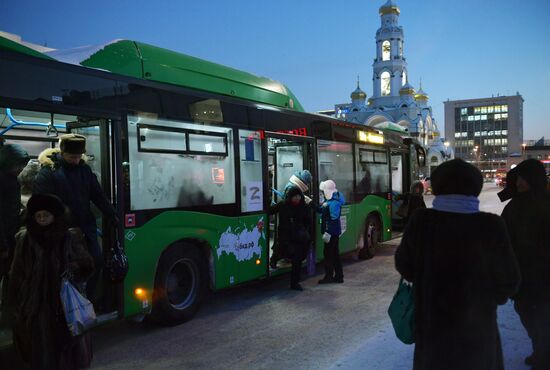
xmin=2 ymin=0 xmax=549 ymax=139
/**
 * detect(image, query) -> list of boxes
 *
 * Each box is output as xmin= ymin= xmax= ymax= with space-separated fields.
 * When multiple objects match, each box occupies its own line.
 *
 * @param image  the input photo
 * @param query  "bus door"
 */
xmin=390 ymin=151 xmax=409 ymax=222
xmin=68 ymin=119 xmax=123 ymax=318
xmin=264 ymin=133 xmax=317 ymax=271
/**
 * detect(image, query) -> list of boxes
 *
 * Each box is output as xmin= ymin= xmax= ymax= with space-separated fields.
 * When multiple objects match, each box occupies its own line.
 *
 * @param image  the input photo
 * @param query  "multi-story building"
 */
xmin=444 ymin=94 xmax=524 ymax=176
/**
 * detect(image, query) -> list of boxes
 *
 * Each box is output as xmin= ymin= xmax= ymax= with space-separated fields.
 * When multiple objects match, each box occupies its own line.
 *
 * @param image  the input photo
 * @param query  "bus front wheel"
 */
xmin=358 ymin=215 xmax=381 ymax=260
xmin=151 ymin=243 xmax=207 ymax=326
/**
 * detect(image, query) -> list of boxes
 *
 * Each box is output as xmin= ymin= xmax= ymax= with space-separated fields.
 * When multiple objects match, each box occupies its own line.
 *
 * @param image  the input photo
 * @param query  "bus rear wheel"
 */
xmin=151 ymin=243 xmax=207 ymax=326
xmin=358 ymin=214 xmax=381 ymax=260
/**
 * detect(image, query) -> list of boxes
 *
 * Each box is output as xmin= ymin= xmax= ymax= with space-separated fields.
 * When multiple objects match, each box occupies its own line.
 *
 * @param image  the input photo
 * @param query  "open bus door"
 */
xmin=68 ymin=118 xmax=124 ymax=321
xmin=390 ymin=150 xmax=410 ymax=224
xmin=263 ymin=132 xmax=317 ymax=274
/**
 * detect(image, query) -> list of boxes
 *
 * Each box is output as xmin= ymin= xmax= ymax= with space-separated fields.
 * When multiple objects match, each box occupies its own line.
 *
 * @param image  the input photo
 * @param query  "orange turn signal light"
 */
xmin=134 ymin=288 xmax=146 ymax=299
xmin=255 ymin=259 xmax=261 ymax=265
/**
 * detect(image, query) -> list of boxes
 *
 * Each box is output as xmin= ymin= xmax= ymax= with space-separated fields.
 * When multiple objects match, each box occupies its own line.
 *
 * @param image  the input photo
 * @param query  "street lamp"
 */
xmin=473 ymin=145 xmax=480 ymax=169
xmin=522 ymin=143 xmax=527 ymax=158
xmin=444 ymin=141 xmax=450 ymax=160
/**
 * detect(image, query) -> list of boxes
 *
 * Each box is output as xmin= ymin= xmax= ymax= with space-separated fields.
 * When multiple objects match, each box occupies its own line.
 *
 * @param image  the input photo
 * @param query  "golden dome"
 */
xmin=351 ymin=88 xmax=367 ymax=100
xmin=351 ymin=79 xmax=367 ymax=100
xmin=415 ymin=87 xmax=429 ymax=101
xmin=379 ymin=0 xmax=400 ymax=16
xmin=399 ymin=83 xmax=415 ymax=96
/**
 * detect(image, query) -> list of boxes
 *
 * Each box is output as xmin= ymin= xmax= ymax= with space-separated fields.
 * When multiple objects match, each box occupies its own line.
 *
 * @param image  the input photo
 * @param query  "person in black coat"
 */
xmin=33 ymin=134 xmax=116 ymax=301
xmin=501 ymin=159 xmax=550 ymax=369
xmin=0 ymin=142 xmax=29 ymax=327
xmin=397 ymin=181 xmax=427 ymax=224
xmin=395 ymin=158 xmax=520 ymax=370
xmin=269 ymin=186 xmax=311 ymax=291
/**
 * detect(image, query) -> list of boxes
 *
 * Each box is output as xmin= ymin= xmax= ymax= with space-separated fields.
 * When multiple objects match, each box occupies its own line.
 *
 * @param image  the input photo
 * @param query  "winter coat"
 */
xmin=402 ymin=181 xmax=427 ymax=218
xmin=0 ymin=144 xmax=29 ymax=253
xmin=501 ymin=191 xmax=550 ymax=302
xmin=395 ymin=209 xmax=520 ymax=370
xmin=9 ymin=216 xmax=94 ymax=370
xmin=269 ymin=187 xmax=312 ymax=258
xmin=320 ymin=191 xmax=345 ymax=237
xmin=0 ymin=171 xmax=22 ymax=254
xmin=33 ymin=149 xmax=115 ymax=239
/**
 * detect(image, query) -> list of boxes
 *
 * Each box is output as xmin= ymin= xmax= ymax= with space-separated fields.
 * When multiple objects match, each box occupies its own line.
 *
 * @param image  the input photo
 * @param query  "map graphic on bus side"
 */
xmin=217 ymin=220 xmax=263 ymax=262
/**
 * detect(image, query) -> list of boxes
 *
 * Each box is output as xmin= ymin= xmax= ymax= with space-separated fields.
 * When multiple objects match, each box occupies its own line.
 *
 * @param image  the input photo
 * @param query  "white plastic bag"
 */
xmin=60 ymin=278 xmax=97 ymax=336
xmin=322 ymin=232 xmax=331 ymax=243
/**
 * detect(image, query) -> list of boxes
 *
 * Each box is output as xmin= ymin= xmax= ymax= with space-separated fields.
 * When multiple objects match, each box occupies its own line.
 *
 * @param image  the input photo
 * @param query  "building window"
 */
xmin=382 ymin=41 xmax=391 ymax=61
xmin=461 ymin=108 xmax=468 ymax=115
xmin=381 ymin=71 xmax=391 ymax=96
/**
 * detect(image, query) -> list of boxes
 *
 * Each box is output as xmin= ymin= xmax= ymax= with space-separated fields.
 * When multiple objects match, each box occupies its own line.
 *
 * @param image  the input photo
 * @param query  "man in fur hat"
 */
xmin=33 ymin=133 xmax=116 ymax=302
xmin=0 ymin=142 xmax=29 ymax=327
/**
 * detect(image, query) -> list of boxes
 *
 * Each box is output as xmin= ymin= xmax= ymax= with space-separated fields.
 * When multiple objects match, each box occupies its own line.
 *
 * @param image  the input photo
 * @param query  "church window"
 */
xmin=399 ymin=40 xmax=403 ymax=56
xmin=402 ymin=70 xmax=407 ymax=86
xmin=382 ymin=41 xmax=391 ymax=61
xmin=381 ymin=71 xmax=391 ymax=96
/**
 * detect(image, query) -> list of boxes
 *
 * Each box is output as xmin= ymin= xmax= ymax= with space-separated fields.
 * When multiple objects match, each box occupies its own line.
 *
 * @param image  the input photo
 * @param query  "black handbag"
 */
xmin=106 ymin=235 xmax=128 ymax=283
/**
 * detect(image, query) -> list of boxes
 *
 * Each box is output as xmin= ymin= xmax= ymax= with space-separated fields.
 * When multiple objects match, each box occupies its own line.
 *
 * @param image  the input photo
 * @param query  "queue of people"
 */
xmin=0 ymin=133 xmax=116 ymax=369
xmin=395 ymin=158 xmax=550 ymax=370
xmin=1 ymin=133 xmax=548 ymax=369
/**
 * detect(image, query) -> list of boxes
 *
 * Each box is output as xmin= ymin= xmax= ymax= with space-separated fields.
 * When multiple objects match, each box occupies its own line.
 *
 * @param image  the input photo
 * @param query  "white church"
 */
xmin=325 ymin=0 xmax=452 ymax=172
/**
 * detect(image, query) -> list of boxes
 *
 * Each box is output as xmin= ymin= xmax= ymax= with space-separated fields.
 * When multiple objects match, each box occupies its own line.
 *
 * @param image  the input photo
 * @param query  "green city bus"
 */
xmin=0 ymin=36 xmax=424 ymax=327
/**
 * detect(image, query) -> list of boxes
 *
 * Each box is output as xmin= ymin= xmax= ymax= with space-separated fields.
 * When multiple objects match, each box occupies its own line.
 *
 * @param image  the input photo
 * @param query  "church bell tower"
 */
xmin=371 ymin=0 xmax=408 ymax=108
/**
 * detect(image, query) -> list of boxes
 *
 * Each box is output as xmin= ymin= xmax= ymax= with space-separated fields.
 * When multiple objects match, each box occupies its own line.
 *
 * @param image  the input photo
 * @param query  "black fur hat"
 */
xmin=27 ymin=194 xmax=66 ymax=218
xmin=431 ymin=159 xmax=483 ymax=197
xmin=515 ymin=159 xmax=547 ymax=193
xmin=59 ymin=134 xmax=86 ymax=154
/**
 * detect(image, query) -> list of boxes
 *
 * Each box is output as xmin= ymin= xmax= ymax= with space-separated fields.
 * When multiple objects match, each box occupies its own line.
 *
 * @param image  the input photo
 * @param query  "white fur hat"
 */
xmin=320 ymin=180 xmax=337 ymax=200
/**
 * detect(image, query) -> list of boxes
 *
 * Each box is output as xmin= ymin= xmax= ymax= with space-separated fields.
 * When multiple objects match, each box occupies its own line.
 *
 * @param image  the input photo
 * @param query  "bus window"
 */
xmin=239 ymin=130 xmax=263 ymax=213
xmin=317 ymin=140 xmax=353 ymax=203
xmin=127 ymin=114 xmax=235 ymax=210
xmin=355 ymin=144 xmax=390 ymax=197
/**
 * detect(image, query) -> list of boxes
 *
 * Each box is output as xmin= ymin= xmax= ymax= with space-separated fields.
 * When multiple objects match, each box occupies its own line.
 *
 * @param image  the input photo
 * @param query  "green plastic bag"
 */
xmin=388 ymin=277 xmax=415 ymax=344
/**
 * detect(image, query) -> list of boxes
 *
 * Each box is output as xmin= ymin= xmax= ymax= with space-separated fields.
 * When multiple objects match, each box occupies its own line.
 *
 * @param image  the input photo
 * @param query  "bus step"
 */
xmin=96 ymin=310 xmax=119 ymax=325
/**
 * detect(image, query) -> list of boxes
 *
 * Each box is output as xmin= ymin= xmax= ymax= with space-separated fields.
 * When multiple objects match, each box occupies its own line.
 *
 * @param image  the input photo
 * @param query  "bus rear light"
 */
xmin=134 ymin=288 xmax=147 ymax=299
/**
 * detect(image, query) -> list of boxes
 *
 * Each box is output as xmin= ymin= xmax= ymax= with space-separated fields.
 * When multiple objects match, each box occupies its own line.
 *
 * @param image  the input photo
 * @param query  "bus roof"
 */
xmin=0 ymin=34 xmax=304 ymax=113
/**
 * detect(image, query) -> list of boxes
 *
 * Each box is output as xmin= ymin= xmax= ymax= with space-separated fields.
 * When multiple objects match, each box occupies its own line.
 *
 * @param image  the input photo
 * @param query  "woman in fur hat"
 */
xmin=9 ymin=194 xmax=94 ymax=370
xmin=269 ymin=186 xmax=312 ymax=290
xmin=501 ymin=159 xmax=550 ymax=368
xmin=395 ymin=159 xmax=520 ymax=370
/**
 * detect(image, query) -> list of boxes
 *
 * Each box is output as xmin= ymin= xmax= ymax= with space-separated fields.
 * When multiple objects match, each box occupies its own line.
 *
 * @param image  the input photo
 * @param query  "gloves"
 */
xmin=322 ymin=232 xmax=331 ymax=243
xmin=304 ymin=195 xmax=312 ymax=205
